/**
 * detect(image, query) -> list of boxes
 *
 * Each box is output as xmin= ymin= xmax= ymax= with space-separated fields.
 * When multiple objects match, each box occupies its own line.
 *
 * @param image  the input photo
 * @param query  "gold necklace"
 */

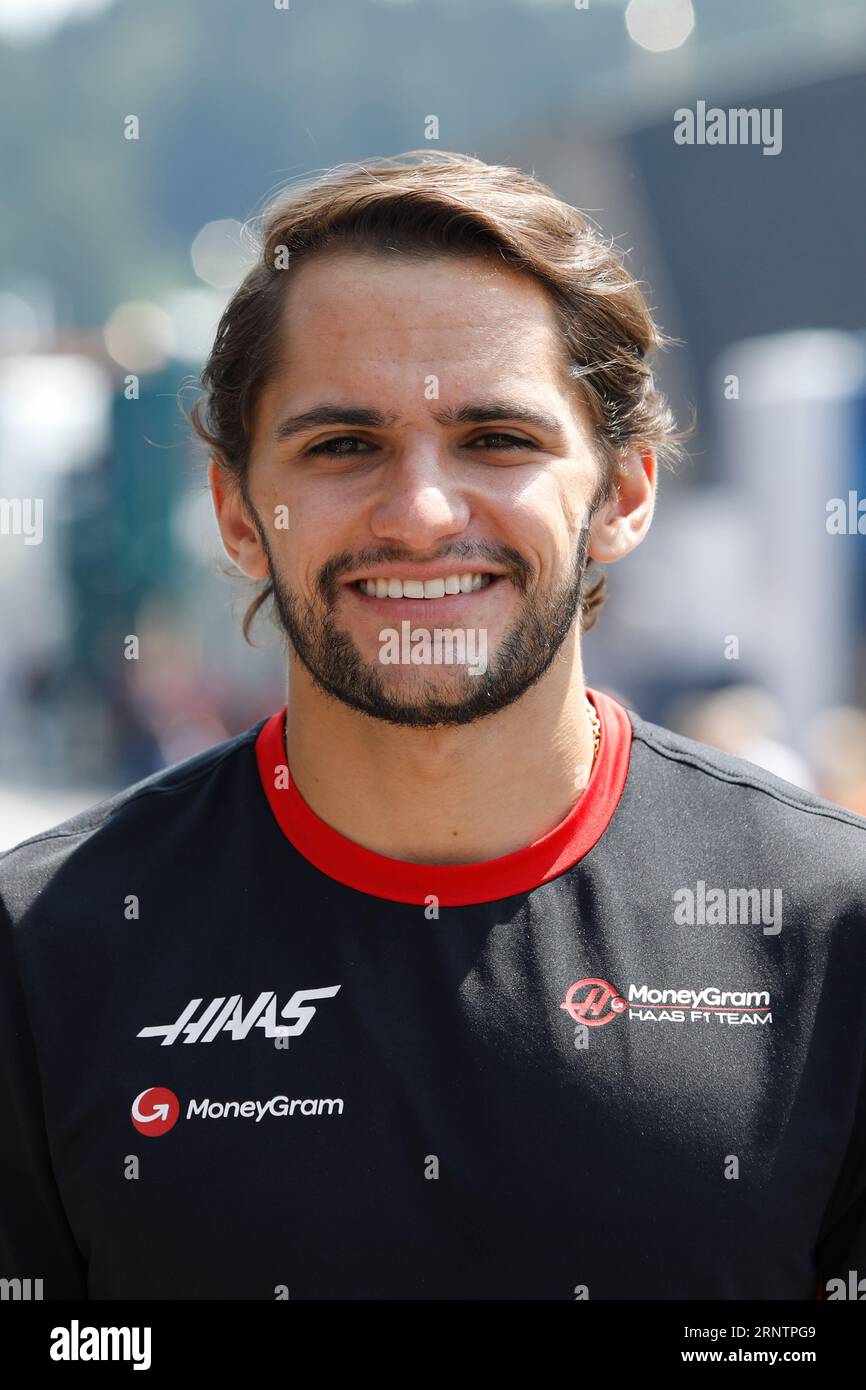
xmin=586 ymin=696 xmax=601 ymax=768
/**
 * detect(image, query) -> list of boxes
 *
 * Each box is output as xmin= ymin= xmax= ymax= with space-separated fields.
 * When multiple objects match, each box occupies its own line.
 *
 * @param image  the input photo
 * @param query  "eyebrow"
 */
xmin=272 ymin=400 xmax=567 ymax=444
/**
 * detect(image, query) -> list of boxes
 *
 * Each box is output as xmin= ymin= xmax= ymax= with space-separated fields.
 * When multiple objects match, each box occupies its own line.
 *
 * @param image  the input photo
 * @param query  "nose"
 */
xmin=368 ymin=439 xmax=471 ymax=549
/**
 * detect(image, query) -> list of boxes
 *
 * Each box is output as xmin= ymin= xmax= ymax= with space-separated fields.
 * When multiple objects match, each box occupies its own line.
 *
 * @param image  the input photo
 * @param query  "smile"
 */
xmin=355 ymin=573 xmax=496 ymax=599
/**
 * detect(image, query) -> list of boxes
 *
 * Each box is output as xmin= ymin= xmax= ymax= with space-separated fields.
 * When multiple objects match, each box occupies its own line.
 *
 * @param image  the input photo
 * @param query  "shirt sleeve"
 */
xmin=0 ymin=893 xmax=88 ymax=1298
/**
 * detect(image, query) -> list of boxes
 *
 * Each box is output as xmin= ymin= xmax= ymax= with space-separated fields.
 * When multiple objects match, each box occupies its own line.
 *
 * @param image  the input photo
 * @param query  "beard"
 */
xmin=248 ymin=512 xmax=595 ymax=729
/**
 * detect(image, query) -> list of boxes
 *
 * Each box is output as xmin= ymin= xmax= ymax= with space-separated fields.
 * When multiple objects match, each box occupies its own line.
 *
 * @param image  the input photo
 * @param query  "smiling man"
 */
xmin=1 ymin=151 xmax=865 ymax=1301
xmin=209 ymin=238 xmax=650 ymax=861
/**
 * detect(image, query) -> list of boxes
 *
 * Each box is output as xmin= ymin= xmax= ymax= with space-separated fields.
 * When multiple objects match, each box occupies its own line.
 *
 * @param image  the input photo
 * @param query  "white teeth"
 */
xmin=359 ymin=572 xmax=494 ymax=598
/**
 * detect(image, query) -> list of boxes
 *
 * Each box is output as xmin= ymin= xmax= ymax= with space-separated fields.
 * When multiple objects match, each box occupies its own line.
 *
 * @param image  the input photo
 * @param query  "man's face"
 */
xmin=236 ymin=249 xmax=611 ymax=727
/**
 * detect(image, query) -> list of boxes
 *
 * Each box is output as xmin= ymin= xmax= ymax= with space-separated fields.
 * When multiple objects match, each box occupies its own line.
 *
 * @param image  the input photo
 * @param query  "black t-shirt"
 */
xmin=1 ymin=687 xmax=865 ymax=1301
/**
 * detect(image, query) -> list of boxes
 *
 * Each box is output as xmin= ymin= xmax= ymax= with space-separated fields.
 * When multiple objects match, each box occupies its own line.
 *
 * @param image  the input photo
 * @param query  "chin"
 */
xmin=377 ymin=672 xmax=489 ymax=703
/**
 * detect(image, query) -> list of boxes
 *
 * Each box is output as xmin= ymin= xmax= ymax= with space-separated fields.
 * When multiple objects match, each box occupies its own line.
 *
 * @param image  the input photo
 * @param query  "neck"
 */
xmin=283 ymin=632 xmax=596 ymax=864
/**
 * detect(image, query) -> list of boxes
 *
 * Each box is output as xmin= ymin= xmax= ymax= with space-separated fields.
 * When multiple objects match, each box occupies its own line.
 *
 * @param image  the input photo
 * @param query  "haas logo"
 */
xmin=561 ymin=978 xmax=627 ymax=1027
xmin=137 ymin=987 xmax=341 ymax=1045
xmin=131 ymin=1087 xmax=180 ymax=1137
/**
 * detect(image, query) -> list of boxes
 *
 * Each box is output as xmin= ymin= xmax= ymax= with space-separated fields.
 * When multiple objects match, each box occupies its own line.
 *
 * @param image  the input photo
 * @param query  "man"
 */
xmin=1 ymin=151 xmax=864 ymax=1301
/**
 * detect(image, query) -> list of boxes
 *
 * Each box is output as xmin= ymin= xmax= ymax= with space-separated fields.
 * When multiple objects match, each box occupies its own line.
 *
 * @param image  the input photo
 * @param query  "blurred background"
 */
xmin=1 ymin=0 xmax=865 ymax=847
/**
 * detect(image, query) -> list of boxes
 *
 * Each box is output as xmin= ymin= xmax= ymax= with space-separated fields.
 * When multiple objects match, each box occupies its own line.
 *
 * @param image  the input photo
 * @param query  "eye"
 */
xmin=304 ymin=431 xmax=536 ymax=458
xmin=305 ymin=435 xmax=376 ymax=457
xmin=468 ymin=432 xmax=536 ymax=450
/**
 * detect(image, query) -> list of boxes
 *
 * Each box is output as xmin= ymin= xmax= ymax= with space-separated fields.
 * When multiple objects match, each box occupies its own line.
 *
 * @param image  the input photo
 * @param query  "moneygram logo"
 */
xmin=561 ymin=978 xmax=773 ymax=1027
xmin=129 ymin=1089 xmax=344 ymax=1133
xmin=131 ymin=1087 xmax=180 ymax=1137
xmin=560 ymin=978 xmax=628 ymax=1027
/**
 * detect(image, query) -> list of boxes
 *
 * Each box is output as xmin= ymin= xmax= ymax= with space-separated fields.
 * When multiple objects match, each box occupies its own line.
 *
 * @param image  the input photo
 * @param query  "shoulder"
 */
xmin=625 ymin=705 xmax=866 ymax=861
xmin=0 ymin=719 xmax=268 ymax=925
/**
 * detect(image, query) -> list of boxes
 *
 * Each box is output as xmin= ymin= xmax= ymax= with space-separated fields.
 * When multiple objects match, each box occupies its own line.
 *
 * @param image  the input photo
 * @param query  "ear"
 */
xmin=208 ymin=457 xmax=270 ymax=580
xmin=588 ymin=448 xmax=656 ymax=563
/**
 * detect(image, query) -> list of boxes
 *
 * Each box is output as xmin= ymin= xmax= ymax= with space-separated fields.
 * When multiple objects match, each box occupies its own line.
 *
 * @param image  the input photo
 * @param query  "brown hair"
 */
xmin=188 ymin=149 xmax=684 ymax=640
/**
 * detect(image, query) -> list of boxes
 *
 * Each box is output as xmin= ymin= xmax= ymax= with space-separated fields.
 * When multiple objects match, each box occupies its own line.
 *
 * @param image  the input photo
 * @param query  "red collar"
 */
xmin=255 ymin=686 xmax=632 ymax=906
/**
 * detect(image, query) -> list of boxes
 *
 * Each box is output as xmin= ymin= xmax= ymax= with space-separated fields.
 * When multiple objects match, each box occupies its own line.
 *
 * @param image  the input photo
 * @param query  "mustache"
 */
xmin=317 ymin=541 xmax=534 ymax=602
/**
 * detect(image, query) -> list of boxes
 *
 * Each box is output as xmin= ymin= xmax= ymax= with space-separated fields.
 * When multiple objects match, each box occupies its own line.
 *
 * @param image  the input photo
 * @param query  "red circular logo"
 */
xmin=561 ymin=977 xmax=627 ymax=1027
xmin=131 ymin=1086 xmax=180 ymax=1137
